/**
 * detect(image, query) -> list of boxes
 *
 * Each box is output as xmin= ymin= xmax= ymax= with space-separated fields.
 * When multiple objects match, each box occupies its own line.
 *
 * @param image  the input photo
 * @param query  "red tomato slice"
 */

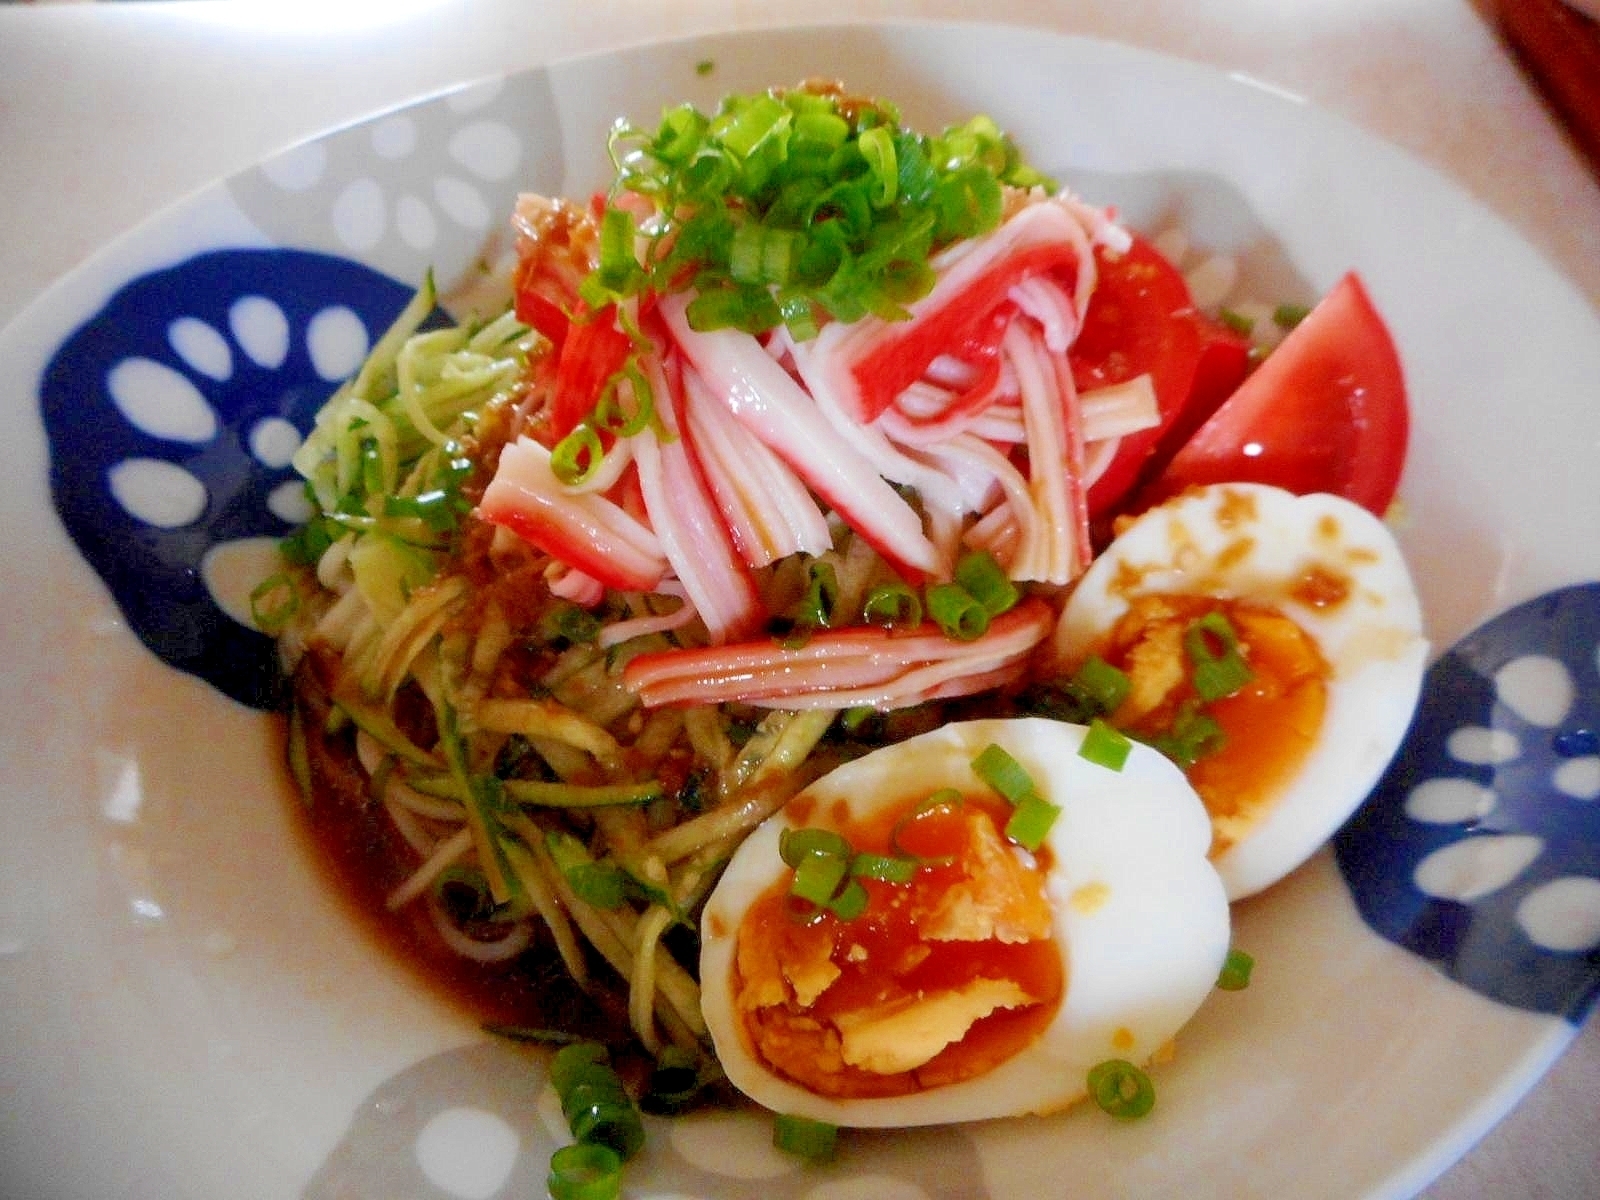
xmin=1137 ymin=272 xmax=1407 ymax=516
xmin=547 ymin=307 xmax=633 ymax=439
xmin=1071 ymin=237 xmax=1208 ymax=518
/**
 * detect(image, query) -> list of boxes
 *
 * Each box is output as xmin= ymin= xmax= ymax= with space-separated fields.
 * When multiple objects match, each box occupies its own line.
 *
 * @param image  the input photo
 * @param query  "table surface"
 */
xmin=2 ymin=2 xmax=1596 ymax=1197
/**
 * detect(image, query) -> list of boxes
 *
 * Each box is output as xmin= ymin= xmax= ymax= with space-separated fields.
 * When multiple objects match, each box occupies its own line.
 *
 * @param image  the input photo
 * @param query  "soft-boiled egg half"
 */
xmin=1054 ymin=483 xmax=1427 ymax=901
xmin=699 ymin=717 xmax=1230 ymax=1128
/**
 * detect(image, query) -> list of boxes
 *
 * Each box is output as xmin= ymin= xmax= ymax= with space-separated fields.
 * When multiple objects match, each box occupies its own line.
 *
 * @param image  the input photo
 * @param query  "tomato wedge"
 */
xmin=1071 ymin=236 xmax=1250 ymax=518
xmin=1137 ymin=272 xmax=1407 ymax=516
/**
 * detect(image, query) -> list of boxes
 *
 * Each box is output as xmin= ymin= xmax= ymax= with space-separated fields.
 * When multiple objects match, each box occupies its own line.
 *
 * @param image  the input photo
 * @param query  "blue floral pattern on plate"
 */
xmin=1336 ymin=583 xmax=1600 ymax=1021
xmin=40 ymin=248 xmax=418 ymax=709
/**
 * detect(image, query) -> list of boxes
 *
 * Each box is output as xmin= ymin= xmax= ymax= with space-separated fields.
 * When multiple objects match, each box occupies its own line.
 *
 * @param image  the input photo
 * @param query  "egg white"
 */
xmin=1054 ymin=483 xmax=1428 ymax=901
xmin=699 ymin=717 xmax=1231 ymax=1128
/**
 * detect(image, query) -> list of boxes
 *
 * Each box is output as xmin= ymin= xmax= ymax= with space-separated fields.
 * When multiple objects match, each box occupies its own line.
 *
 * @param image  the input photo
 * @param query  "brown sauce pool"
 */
xmin=283 ymin=662 xmax=637 ymax=1047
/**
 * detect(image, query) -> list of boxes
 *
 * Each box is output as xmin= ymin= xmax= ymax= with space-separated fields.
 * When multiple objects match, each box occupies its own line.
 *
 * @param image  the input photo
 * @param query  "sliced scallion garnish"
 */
xmin=550 ymin=422 xmax=606 ymax=487
xmin=861 ymin=581 xmax=923 ymax=630
xmin=550 ymin=1041 xmax=646 ymax=1161
xmin=546 ymin=1142 xmax=624 ymax=1200
xmin=953 ymin=548 xmax=1019 ymax=617
xmin=779 ymin=827 xmax=852 ymax=867
xmin=1087 ymin=1059 xmax=1156 ymax=1120
xmin=1219 ymin=307 xmax=1255 ymax=336
xmin=773 ymin=1113 xmax=839 ymax=1162
xmin=595 ymin=88 xmax=1054 ymax=342
xmin=1184 ymin=610 xmax=1253 ymax=701
xmin=1079 ymin=717 xmax=1132 ymax=772
xmin=1217 ymin=948 xmax=1256 ymax=991
xmin=790 ymin=849 xmax=852 ymax=906
xmin=849 ymin=851 xmax=918 ymax=884
xmin=1003 ymin=791 xmax=1061 ymax=853
xmin=925 ymin=581 xmax=989 ymax=640
xmin=1069 ymin=655 xmax=1131 ymax=717
xmin=1146 ymin=702 xmax=1227 ymax=769
xmin=971 ymin=743 xmax=1037 ymax=806
xmin=1274 ymin=301 xmax=1312 ymax=329
xmin=248 ymin=572 xmax=299 ymax=635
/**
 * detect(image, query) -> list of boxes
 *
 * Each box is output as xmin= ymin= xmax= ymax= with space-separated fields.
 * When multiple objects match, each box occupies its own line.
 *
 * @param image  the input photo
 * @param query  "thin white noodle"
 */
xmin=425 ymin=893 xmax=533 ymax=963
xmin=386 ymin=779 xmax=467 ymax=823
xmin=386 ymin=824 xmax=473 ymax=909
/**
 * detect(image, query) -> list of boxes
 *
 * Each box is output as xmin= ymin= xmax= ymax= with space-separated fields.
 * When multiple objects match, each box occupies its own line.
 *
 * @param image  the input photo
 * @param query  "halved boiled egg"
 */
xmin=699 ymin=717 xmax=1230 ymax=1128
xmin=1053 ymin=483 xmax=1428 ymax=901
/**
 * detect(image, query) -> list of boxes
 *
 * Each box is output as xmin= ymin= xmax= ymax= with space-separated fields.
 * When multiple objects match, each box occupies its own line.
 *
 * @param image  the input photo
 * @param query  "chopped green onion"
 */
xmin=685 ymin=281 xmax=782 ymax=334
xmin=971 ymin=743 xmax=1037 ymax=806
xmin=849 ymin=852 xmax=918 ymax=884
xmin=1273 ymin=302 xmax=1312 ymax=329
xmin=641 ymin=1046 xmax=706 ymax=1115
xmin=825 ymin=877 xmax=870 ymax=920
xmin=547 ymin=1143 xmax=623 ymax=1200
xmin=791 ymin=848 xmax=851 ymax=906
xmin=793 ymin=559 xmax=841 ymax=628
xmin=890 ymin=789 xmax=964 ymax=864
xmin=550 ymin=1042 xmax=645 ymax=1161
xmin=549 ymin=1041 xmax=610 ymax=1095
xmin=279 ymin=508 xmax=337 ymax=566
xmin=857 ymin=125 xmax=899 ymax=208
xmin=592 ymin=363 xmax=655 ymax=438
xmin=1004 ymin=791 xmax=1061 ymax=853
xmin=1146 ymin=702 xmax=1227 ymax=769
xmin=794 ymin=108 xmax=849 ymax=149
xmin=861 ymin=582 xmax=923 ymax=629
xmin=1087 ymin=1059 xmax=1156 ymax=1120
xmin=594 ymin=88 xmax=1052 ymax=339
xmin=550 ymin=423 xmax=606 ymax=487
xmin=1217 ymin=948 xmax=1256 ymax=991
xmin=248 ymin=572 xmax=298 ymax=635
xmin=716 ymin=91 xmax=789 ymax=160
xmin=779 ymin=827 xmax=852 ymax=867
xmin=1184 ymin=610 xmax=1253 ymax=701
xmin=953 ymin=549 xmax=1019 ymax=617
xmin=1079 ymin=718 xmax=1133 ymax=772
xmin=773 ymin=1113 xmax=839 ymax=1162
xmin=775 ymin=288 xmax=821 ymax=341
xmin=1068 ymin=655 xmax=1130 ymax=716
xmin=926 ymin=582 xmax=989 ymax=640
xmin=1219 ymin=308 xmax=1255 ymax=336
xmin=838 ymin=705 xmax=876 ymax=734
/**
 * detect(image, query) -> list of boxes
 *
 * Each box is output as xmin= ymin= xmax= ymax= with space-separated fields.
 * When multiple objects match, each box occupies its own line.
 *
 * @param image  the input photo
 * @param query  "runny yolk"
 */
xmin=731 ymin=795 xmax=1063 ymax=1099
xmin=1095 ymin=594 xmax=1330 ymax=855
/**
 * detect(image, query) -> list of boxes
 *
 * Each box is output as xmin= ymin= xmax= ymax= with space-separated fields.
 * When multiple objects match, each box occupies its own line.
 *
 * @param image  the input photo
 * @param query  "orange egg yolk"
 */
xmin=1093 ymin=594 xmax=1330 ymax=855
xmin=731 ymin=795 xmax=1063 ymax=1099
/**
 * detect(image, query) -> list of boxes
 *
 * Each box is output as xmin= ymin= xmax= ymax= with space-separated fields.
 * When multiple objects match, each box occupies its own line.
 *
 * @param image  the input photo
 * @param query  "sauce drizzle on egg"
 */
xmin=1091 ymin=594 xmax=1332 ymax=855
xmin=730 ymin=794 xmax=1064 ymax=1100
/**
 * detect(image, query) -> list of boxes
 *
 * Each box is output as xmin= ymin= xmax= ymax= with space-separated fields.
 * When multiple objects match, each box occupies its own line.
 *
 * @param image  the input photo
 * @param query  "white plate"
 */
xmin=3 ymin=21 xmax=1598 ymax=1200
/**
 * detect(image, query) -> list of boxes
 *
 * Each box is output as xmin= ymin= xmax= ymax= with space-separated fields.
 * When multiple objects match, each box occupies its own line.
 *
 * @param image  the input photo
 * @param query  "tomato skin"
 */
xmin=1136 ymin=272 xmax=1407 ymax=517
xmin=546 ymin=306 xmax=633 ymax=439
xmin=1072 ymin=237 xmax=1208 ymax=518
